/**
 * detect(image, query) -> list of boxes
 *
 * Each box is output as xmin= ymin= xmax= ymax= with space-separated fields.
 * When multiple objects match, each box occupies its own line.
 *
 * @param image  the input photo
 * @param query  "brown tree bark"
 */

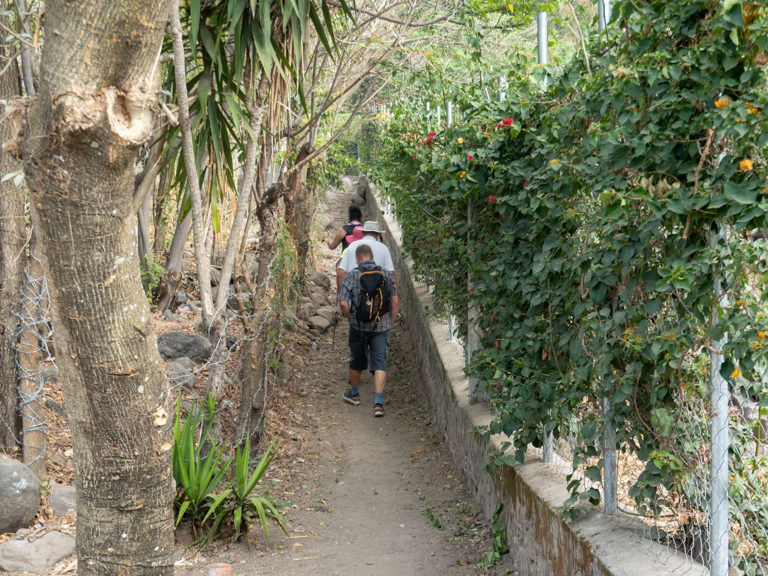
xmin=294 ymin=166 xmax=319 ymax=283
xmin=235 ymin=182 xmax=283 ymax=449
xmin=0 ymin=11 xmax=26 ymax=453
xmin=18 ymin=237 xmax=46 ymax=481
xmin=23 ymin=2 xmax=175 ymax=574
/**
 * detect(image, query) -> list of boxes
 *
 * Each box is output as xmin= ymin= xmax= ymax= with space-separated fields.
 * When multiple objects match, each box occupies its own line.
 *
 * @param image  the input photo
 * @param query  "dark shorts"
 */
xmin=348 ymin=327 xmax=390 ymax=372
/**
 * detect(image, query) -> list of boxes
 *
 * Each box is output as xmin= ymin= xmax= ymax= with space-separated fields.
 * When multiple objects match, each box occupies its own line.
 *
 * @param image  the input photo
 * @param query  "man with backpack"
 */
xmin=338 ymin=242 xmax=399 ymax=417
xmin=336 ymin=220 xmax=396 ymax=295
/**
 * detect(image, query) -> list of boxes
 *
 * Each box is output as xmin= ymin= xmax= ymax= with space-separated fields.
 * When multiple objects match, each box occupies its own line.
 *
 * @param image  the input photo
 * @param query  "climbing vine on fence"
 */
xmin=368 ymin=1 xmax=768 ymax=571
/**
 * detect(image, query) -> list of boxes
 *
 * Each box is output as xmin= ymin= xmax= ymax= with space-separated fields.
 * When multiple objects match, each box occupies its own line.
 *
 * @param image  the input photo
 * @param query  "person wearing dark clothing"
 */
xmin=327 ymin=204 xmax=363 ymax=251
xmin=338 ymin=243 xmax=399 ymax=417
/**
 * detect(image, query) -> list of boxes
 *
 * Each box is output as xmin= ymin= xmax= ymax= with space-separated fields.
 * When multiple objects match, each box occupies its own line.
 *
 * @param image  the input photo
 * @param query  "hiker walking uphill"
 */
xmin=338 ymin=242 xmax=399 ymax=417
xmin=336 ymin=220 xmax=396 ymax=295
xmin=327 ymin=204 xmax=363 ymax=252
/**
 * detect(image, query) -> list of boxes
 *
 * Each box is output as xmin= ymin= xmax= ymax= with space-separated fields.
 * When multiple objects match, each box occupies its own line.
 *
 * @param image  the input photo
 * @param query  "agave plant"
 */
xmin=202 ymin=435 xmax=289 ymax=542
xmin=172 ymin=395 xmax=233 ymax=541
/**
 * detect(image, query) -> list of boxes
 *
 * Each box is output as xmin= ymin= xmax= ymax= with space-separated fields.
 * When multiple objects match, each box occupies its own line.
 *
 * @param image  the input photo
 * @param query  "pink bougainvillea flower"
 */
xmin=496 ymin=122 xmax=502 ymax=128
xmin=502 ymin=117 xmax=513 ymax=126
xmin=487 ymin=195 xmax=498 ymax=203
xmin=428 ymin=131 xmax=436 ymax=138
xmin=523 ymin=181 xmax=528 ymax=187
xmin=412 ymin=154 xmax=417 ymax=158
xmin=468 ymin=154 xmax=473 ymax=161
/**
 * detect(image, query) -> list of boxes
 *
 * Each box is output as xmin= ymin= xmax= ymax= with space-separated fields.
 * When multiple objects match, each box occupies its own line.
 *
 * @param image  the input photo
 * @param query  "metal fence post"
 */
xmin=467 ymin=202 xmax=480 ymax=404
xmin=603 ymin=394 xmax=617 ymax=515
xmin=595 ymin=0 xmax=617 ymax=514
xmin=537 ymin=11 xmax=549 ymax=90
xmin=537 ymin=8 xmax=553 ymax=460
xmin=709 ymin=230 xmax=729 ymax=576
xmin=598 ymin=0 xmax=611 ymax=31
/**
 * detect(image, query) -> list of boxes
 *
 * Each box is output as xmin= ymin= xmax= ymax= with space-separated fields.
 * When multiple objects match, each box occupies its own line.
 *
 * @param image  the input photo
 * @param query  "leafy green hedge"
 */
xmin=369 ymin=1 xmax=768 ymax=571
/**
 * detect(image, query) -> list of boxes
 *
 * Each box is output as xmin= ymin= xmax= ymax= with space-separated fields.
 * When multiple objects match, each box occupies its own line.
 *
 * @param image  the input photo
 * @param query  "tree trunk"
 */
xmin=18 ymin=237 xmax=46 ymax=481
xmin=157 ymin=211 xmax=192 ymax=313
xmin=23 ymin=2 xmax=174 ymax=574
xmin=169 ymin=0 xmax=215 ymax=330
xmin=235 ymin=182 xmax=283 ymax=448
xmin=0 ymin=13 xmax=26 ymax=453
xmin=205 ymin=74 xmax=269 ymax=408
xmin=283 ymin=142 xmax=312 ymax=236
xmin=294 ymin=167 xmax=319 ymax=283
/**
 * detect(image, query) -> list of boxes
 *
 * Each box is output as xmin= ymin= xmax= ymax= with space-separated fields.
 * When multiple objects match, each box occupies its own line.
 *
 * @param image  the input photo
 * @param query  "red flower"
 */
xmin=428 ymin=131 xmax=436 ymax=138
xmin=412 ymin=154 xmax=417 ymax=158
xmin=523 ymin=181 xmax=528 ymax=187
xmin=502 ymin=117 xmax=513 ymax=126
xmin=467 ymin=154 xmax=473 ymax=161
xmin=487 ymin=195 xmax=498 ymax=204
xmin=468 ymin=288 xmax=475 ymax=295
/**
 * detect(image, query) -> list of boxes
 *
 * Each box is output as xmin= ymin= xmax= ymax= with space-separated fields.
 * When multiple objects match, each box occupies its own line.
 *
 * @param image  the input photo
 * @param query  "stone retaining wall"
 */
xmin=362 ymin=192 xmax=708 ymax=576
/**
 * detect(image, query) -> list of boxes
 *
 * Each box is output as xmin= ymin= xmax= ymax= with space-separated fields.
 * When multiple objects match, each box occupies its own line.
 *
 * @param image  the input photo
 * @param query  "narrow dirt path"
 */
xmin=174 ymin=183 xmax=515 ymax=576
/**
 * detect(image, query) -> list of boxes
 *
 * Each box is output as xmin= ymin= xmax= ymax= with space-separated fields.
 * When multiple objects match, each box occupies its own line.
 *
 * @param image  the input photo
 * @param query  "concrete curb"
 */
xmin=363 ymin=191 xmax=708 ymax=576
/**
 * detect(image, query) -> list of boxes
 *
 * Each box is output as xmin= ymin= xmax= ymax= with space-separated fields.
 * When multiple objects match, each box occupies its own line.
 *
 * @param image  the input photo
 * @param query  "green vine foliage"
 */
xmin=369 ymin=1 xmax=768 ymax=570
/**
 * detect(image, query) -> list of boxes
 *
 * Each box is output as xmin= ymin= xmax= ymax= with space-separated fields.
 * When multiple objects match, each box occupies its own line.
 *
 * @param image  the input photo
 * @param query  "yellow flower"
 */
xmin=731 ymin=368 xmax=741 ymax=379
xmin=737 ymin=299 xmax=744 ymax=306
xmin=457 ymin=137 xmax=464 ymax=144
xmin=427 ymin=49 xmax=433 ymax=57
xmin=715 ymin=99 xmax=726 ymax=109
xmin=759 ymin=331 xmax=766 ymax=339
xmin=722 ymin=97 xmax=732 ymax=105
xmin=508 ymin=3 xmax=514 ymax=13
xmin=740 ymin=159 xmax=754 ymax=171
xmin=459 ymin=171 xmax=466 ymax=178
xmin=666 ymin=333 xmax=674 ymax=339
xmin=549 ymin=158 xmax=559 ymax=166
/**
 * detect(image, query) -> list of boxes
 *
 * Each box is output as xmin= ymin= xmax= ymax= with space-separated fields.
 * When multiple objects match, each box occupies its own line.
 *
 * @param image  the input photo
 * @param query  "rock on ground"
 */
xmin=0 ymin=459 xmax=40 ymax=533
xmin=165 ymin=359 xmax=195 ymax=389
xmin=157 ymin=331 xmax=212 ymax=360
xmin=308 ymin=316 xmax=331 ymax=333
xmin=49 ymin=481 xmax=76 ymax=516
xmin=316 ymin=306 xmax=336 ymax=325
xmin=310 ymin=271 xmax=331 ymax=291
xmin=0 ymin=531 xmax=75 ymax=574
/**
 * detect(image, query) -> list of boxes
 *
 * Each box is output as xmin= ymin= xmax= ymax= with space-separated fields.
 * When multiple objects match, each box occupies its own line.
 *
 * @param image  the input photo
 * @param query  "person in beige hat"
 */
xmin=336 ymin=220 xmax=396 ymax=294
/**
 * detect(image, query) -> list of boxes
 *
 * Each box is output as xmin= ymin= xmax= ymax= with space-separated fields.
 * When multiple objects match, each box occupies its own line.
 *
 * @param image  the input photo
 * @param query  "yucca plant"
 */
xmin=203 ymin=435 xmax=289 ymax=542
xmin=172 ymin=395 xmax=233 ymax=541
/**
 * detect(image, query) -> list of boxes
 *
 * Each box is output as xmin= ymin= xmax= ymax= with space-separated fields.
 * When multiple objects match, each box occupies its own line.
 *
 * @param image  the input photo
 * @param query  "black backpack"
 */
xmin=355 ymin=266 xmax=390 ymax=324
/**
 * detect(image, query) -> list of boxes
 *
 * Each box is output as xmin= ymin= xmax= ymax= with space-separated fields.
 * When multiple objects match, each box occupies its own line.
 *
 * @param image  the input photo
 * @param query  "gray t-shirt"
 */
xmin=338 ymin=235 xmax=394 ymax=273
